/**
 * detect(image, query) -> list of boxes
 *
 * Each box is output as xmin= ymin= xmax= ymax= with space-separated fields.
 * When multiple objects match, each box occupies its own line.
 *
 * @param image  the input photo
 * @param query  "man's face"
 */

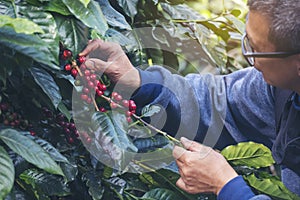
xmin=246 ymin=10 xmax=300 ymax=92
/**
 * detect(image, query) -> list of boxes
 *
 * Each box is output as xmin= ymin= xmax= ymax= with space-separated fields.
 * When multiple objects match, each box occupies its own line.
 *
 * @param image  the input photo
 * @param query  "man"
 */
xmin=79 ymin=0 xmax=300 ymax=199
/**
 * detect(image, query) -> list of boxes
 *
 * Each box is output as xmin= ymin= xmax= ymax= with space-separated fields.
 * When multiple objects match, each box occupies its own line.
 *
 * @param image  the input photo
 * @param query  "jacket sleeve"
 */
xmin=132 ymin=66 xmax=276 ymax=149
xmin=217 ymin=176 xmax=271 ymax=200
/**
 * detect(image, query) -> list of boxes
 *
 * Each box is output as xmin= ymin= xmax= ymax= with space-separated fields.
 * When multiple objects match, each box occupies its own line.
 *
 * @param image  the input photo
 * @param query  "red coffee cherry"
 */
xmin=83 ymin=87 xmax=90 ymax=94
xmin=129 ymin=100 xmax=137 ymax=111
xmin=71 ymin=68 xmax=78 ymax=77
xmin=64 ymin=63 xmax=72 ymax=71
xmin=78 ymin=56 xmax=86 ymax=64
xmin=122 ymin=100 xmax=129 ymax=108
xmin=62 ymin=49 xmax=72 ymax=60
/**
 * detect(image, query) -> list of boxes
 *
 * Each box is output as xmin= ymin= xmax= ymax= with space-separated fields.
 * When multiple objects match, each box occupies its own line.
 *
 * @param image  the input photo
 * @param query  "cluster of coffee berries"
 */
xmin=61 ymin=49 xmax=86 ymax=78
xmin=42 ymin=107 xmax=83 ymax=144
xmin=79 ymin=66 xmax=107 ymax=104
xmin=59 ymin=47 xmax=137 ymax=123
xmin=109 ymin=92 xmax=137 ymax=123
xmin=0 ymin=102 xmax=34 ymax=135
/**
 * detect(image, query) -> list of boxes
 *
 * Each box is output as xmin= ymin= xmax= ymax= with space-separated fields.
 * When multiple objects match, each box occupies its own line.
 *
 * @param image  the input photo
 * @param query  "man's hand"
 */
xmin=79 ymin=39 xmax=140 ymax=90
xmin=173 ymin=137 xmax=238 ymax=195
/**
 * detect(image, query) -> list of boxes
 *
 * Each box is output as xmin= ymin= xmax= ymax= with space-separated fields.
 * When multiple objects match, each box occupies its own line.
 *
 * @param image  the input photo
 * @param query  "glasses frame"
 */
xmin=241 ymin=33 xmax=300 ymax=66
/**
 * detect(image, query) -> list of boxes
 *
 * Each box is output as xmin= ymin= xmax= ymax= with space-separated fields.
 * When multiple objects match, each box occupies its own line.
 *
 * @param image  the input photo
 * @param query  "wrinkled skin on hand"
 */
xmin=79 ymin=39 xmax=141 ymax=90
xmin=173 ymin=137 xmax=238 ymax=195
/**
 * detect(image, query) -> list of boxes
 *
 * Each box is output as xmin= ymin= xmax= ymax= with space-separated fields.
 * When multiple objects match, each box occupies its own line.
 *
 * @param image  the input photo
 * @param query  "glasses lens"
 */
xmin=243 ymin=35 xmax=255 ymax=65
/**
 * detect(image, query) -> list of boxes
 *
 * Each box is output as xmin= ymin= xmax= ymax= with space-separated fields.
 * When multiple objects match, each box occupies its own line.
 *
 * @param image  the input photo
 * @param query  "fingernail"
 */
xmin=180 ymin=137 xmax=189 ymax=143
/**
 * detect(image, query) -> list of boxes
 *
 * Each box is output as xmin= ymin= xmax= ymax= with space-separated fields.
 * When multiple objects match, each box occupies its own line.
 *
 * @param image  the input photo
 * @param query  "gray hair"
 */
xmin=247 ymin=0 xmax=300 ymax=51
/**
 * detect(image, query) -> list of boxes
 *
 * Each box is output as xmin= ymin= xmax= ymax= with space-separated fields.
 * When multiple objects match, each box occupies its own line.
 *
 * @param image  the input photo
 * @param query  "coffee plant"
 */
xmin=0 ymin=0 xmax=299 ymax=199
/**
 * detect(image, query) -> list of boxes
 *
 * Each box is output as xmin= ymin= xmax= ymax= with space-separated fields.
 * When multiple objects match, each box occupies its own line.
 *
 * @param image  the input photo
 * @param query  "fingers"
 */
xmin=176 ymin=178 xmax=213 ymax=194
xmin=79 ymin=39 xmax=122 ymax=58
xmin=79 ymin=40 xmax=102 ymax=56
xmin=180 ymin=137 xmax=212 ymax=159
xmin=172 ymin=145 xmax=187 ymax=161
xmin=180 ymin=137 xmax=201 ymax=151
xmin=84 ymin=58 xmax=109 ymax=72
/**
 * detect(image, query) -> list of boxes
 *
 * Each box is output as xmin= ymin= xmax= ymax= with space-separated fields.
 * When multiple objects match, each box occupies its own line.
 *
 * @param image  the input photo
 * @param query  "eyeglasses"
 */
xmin=241 ymin=33 xmax=300 ymax=66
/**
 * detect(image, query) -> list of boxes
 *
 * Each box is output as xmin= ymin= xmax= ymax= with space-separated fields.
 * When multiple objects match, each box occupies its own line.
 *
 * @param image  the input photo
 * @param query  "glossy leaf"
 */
xmin=0 ymin=129 xmax=64 ymax=176
xmin=105 ymin=176 xmax=127 ymax=195
xmin=244 ymin=173 xmax=300 ymax=200
xmin=57 ymin=102 xmax=72 ymax=122
xmin=142 ymin=188 xmax=180 ymax=200
xmin=116 ymin=0 xmax=138 ymax=19
xmin=45 ymin=0 xmax=71 ymax=16
xmin=224 ymin=13 xmax=245 ymax=34
xmin=19 ymin=169 xmax=70 ymax=197
xmin=62 ymin=0 xmax=108 ymax=36
xmin=133 ymin=135 xmax=169 ymax=152
xmin=134 ymin=145 xmax=174 ymax=173
xmin=146 ymin=169 xmax=200 ymax=200
xmin=18 ymin=3 xmax=60 ymax=65
xmin=21 ymin=131 xmax=69 ymax=163
xmin=91 ymin=111 xmax=137 ymax=171
xmin=82 ymin=171 xmax=104 ymax=200
xmin=0 ymin=27 xmax=58 ymax=69
xmin=0 ymin=146 xmax=14 ymax=200
xmin=54 ymin=14 xmax=89 ymax=55
xmin=0 ymin=15 xmax=44 ymax=34
xmin=141 ymin=105 xmax=161 ymax=117
xmin=96 ymin=0 xmax=131 ymax=30
xmin=221 ymin=142 xmax=275 ymax=168
xmin=30 ymin=67 xmax=62 ymax=109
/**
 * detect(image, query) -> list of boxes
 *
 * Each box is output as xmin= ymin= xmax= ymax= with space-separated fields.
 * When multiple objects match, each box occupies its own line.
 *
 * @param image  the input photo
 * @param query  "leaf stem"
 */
xmin=131 ymin=113 xmax=180 ymax=145
xmin=97 ymin=94 xmax=181 ymax=145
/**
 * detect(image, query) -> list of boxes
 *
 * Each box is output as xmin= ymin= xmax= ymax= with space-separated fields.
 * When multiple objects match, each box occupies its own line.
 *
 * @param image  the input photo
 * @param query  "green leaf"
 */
xmin=0 ymin=129 xmax=64 ymax=176
xmin=224 ymin=13 xmax=245 ymax=34
xmin=21 ymin=132 xmax=69 ymax=163
xmin=62 ymin=0 xmax=108 ymax=36
xmin=142 ymin=188 xmax=180 ymax=200
xmin=90 ymin=111 xmax=138 ymax=171
xmin=141 ymin=105 xmax=161 ymax=117
xmin=0 ymin=15 xmax=44 ymax=34
xmin=82 ymin=171 xmax=104 ymax=200
xmin=133 ymin=135 xmax=169 ymax=152
xmin=230 ymin=9 xmax=242 ymax=17
xmin=105 ymin=176 xmax=127 ymax=195
xmin=30 ymin=67 xmax=62 ymax=109
xmin=44 ymin=0 xmax=71 ymax=15
xmin=54 ymin=14 xmax=89 ymax=55
xmin=0 ymin=146 xmax=14 ymax=200
xmin=19 ymin=169 xmax=70 ymax=197
xmin=221 ymin=142 xmax=275 ymax=168
xmin=57 ymin=102 xmax=72 ymax=122
xmin=244 ymin=173 xmax=300 ymax=200
xmin=18 ymin=3 xmax=60 ymax=65
xmin=134 ymin=145 xmax=174 ymax=173
xmin=0 ymin=27 xmax=58 ymax=69
xmin=116 ymin=0 xmax=138 ymax=19
xmin=193 ymin=23 xmax=227 ymax=68
xmin=97 ymin=0 xmax=131 ymax=30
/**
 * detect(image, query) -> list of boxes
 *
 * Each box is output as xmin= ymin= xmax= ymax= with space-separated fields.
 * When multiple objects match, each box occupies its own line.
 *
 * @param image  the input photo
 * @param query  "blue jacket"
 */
xmin=132 ymin=66 xmax=300 ymax=199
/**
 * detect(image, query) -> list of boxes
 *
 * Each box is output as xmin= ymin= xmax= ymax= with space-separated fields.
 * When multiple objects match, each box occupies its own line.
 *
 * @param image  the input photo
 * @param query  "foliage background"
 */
xmin=0 ymin=0 xmax=298 ymax=200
